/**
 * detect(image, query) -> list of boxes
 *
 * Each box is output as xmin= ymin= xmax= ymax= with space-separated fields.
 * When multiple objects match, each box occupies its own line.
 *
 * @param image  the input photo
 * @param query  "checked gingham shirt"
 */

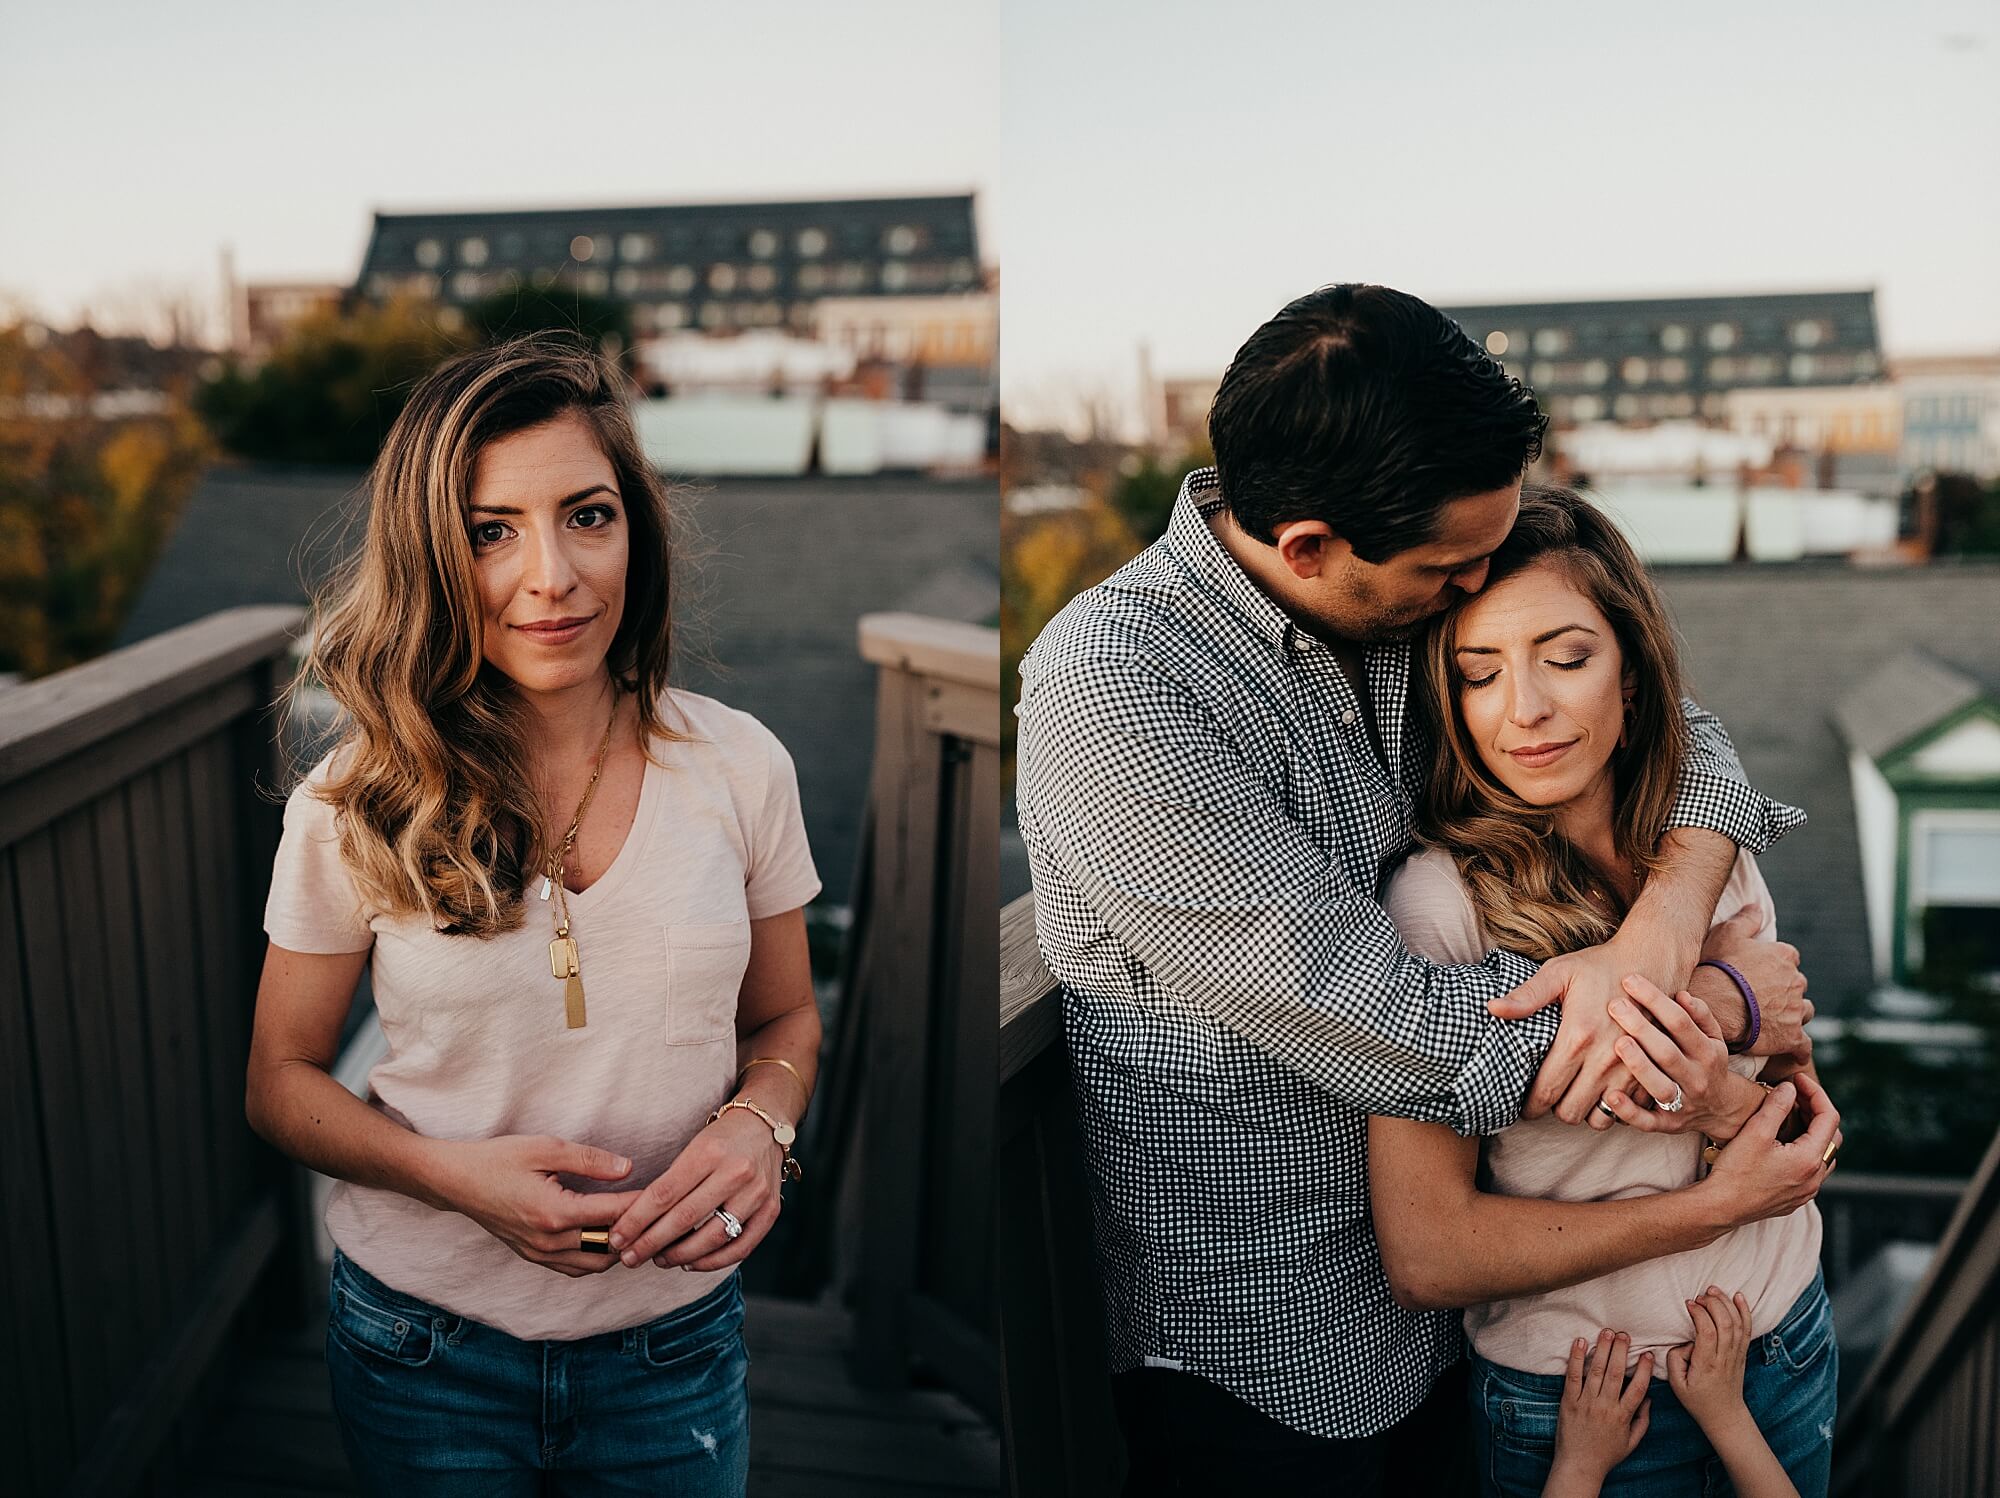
xmin=1013 ymin=468 xmax=1804 ymax=1440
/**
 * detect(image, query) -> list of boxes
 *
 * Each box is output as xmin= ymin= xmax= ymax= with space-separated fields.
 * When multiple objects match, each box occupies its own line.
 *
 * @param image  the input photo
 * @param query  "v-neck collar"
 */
xmin=553 ymin=739 xmax=661 ymax=915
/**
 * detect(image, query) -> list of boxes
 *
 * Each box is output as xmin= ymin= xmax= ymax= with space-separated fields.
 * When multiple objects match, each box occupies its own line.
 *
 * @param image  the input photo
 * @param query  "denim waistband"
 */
xmin=328 ymin=1246 xmax=742 ymax=1350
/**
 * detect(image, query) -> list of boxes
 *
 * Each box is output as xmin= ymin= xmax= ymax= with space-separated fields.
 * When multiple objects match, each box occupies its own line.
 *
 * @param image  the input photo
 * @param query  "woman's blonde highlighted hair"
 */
xmin=1414 ymin=486 xmax=1689 ymax=961
xmin=284 ymin=334 xmax=679 ymax=937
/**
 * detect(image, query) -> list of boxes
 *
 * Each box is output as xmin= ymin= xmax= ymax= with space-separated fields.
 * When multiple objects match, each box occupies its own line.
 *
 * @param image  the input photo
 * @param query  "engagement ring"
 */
xmin=713 ymin=1207 xmax=744 ymax=1240
xmin=1659 ymin=1085 xmax=1685 ymax=1114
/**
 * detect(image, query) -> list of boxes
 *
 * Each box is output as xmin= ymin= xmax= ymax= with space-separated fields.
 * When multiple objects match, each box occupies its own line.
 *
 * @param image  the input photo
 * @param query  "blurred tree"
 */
xmin=0 ymin=323 xmax=211 ymax=675
xmin=1110 ymin=448 xmax=1205 ymax=546
xmin=1931 ymin=471 xmax=2000 ymax=556
xmin=196 ymin=296 xmax=469 ymax=465
xmin=463 ymin=284 xmax=632 ymax=360
xmin=999 ymin=496 xmax=1140 ymax=775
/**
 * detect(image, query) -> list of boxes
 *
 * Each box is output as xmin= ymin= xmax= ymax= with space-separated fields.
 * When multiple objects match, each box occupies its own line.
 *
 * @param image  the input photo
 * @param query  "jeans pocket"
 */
xmin=641 ymin=1281 xmax=746 ymax=1370
xmin=328 ymin=1259 xmax=447 ymax=1368
xmin=1770 ymin=1283 xmax=1835 ymax=1375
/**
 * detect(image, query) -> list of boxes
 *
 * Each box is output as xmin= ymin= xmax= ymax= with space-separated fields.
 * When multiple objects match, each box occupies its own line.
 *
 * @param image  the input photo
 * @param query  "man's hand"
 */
xmin=1694 ymin=909 xmax=1813 ymax=1060
xmin=1491 ymin=934 xmax=1681 ymax=1127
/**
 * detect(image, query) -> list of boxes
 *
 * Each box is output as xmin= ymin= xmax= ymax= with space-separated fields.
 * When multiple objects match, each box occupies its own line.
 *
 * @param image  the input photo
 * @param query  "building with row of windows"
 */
xmin=354 ymin=195 xmax=983 ymax=338
xmin=1437 ymin=289 xmax=1884 ymax=426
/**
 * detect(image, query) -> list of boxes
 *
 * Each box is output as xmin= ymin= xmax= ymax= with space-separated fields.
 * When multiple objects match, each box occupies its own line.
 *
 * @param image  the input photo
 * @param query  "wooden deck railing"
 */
xmin=1834 ymin=1121 xmax=2000 ymax=1496
xmin=997 ymin=890 xmax=1121 ymax=1497
xmin=0 ymin=605 xmax=305 ymax=1497
xmin=839 ymin=613 xmax=1002 ymax=1424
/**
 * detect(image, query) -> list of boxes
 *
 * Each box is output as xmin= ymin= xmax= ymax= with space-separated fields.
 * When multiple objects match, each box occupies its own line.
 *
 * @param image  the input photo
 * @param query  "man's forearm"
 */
xmin=1617 ymin=826 xmax=1737 ymax=990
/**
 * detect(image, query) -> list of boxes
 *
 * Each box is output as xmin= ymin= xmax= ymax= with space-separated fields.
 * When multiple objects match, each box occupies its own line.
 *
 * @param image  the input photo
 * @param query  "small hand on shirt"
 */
xmin=1543 ymin=1329 xmax=1652 ymax=1498
xmin=605 ymin=1107 xmax=787 ymax=1272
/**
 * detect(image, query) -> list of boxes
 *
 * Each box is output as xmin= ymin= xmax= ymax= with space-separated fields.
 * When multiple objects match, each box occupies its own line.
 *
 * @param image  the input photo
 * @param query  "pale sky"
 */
xmin=0 ymin=0 xmax=998 ymax=339
xmin=1001 ymin=0 xmax=1999 ymax=433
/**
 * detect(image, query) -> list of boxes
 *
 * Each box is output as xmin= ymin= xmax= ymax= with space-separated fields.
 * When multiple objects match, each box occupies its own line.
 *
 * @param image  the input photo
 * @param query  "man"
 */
xmin=1013 ymin=285 xmax=1832 ymax=1490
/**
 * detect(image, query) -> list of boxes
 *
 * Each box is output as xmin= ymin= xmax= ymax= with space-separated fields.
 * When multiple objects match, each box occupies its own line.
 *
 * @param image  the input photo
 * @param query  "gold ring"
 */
xmin=579 ymin=1228 xmax=612 ymax=1253
xmin=1822 ymin=1141 xmax=1840 ymax=1167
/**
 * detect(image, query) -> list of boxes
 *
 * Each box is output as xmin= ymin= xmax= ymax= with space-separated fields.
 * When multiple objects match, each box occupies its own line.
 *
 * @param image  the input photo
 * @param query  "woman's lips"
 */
xmin=1508 ymin=739 xmax=1577 ymax=769
xmin=515 ymin=616 xmax=594 ymax=645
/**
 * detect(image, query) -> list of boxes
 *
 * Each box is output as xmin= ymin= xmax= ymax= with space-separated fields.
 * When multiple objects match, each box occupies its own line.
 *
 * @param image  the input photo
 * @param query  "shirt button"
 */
xmin=1341 ymin=709 xmax=1357 ymax=725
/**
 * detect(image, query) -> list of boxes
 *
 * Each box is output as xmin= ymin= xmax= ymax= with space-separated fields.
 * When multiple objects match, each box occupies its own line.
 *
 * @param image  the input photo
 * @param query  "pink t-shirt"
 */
xmin=262 ymin=691 xmax=821 ymax=1339
xmin=1381 ymin=845 xmax=1823 ymax=1377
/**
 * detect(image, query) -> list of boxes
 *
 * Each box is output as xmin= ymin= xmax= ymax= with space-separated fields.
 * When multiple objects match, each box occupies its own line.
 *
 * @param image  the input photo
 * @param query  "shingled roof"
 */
xmin=1831 ymin=648 xmax=1985 ymax=761
xmin=1654 ymin=563 xmax=2000 ymax=1017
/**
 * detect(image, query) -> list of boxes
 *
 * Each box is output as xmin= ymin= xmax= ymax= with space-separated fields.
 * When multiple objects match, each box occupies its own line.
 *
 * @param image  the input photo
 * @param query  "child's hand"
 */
xmin=1545 ymin=1329 xmax=1652 ymax=1496
xmin=1665 ymin=1286 xmax=1754 ymax=1436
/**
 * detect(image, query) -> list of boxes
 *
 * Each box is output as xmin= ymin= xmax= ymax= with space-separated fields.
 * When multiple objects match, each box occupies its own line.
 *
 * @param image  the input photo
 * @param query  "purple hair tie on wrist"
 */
xmin=1700 ymin=959 xmax=1759 ymax=1054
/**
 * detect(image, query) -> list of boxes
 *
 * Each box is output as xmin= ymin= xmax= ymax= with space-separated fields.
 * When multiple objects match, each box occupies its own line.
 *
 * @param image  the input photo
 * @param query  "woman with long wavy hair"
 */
xmin=245 ymin=334 xmax=821 ymax=1496
xmin=1367 ymin=488 xmax=1839 ymax=1497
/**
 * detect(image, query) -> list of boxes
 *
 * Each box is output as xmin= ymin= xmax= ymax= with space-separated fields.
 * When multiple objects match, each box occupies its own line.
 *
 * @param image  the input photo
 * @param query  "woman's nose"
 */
xmin=523 ymin=523 xmax=578 ymax=595
xmin=1507 ymin=676 xmax=1552 ymax=727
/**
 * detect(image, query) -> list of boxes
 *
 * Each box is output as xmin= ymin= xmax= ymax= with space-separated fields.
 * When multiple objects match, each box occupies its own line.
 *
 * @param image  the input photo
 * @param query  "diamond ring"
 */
xmin=1659 ymin=1085 xmax=1685 ymax=1114
xmin=713 ymin=1207 xmax=744 ymax=1240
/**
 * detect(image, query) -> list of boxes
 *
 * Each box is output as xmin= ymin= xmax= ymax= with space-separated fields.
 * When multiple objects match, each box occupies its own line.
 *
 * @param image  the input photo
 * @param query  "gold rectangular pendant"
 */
xmin=564 ymin=972 xmax=587 ymax=1029
xmin=549 ymin=936 xmax=579 ymax=979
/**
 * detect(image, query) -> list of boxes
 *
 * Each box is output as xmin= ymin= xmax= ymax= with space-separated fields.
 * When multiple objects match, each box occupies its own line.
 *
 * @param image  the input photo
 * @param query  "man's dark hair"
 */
xmin=1207 ymin=284 xmax=1547 ymax=562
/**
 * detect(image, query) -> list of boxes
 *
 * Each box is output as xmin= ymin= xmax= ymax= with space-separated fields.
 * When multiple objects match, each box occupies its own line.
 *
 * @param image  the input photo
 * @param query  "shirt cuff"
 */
xmin=1664 ymin=775 xmax=1807 ymax=856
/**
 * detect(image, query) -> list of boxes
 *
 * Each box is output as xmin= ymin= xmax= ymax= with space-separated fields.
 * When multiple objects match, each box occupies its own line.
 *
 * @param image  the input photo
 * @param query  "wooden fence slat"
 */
xmin=127 ymin=760 xmax=212 ymax=1291
xmin=852 ymin=666 xmax=943 ymax=1388
xmin=15 ymin=825 xmax=112 ymax=1450
xmin=95 ymin=786 xmax=173 ymax=1348
xmin=0 ymin=846 xmax=76 ymax=1490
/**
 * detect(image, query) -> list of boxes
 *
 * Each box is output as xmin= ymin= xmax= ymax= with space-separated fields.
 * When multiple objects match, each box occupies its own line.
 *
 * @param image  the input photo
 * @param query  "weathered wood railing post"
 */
xmin=0 ymin=605 xmax=305 ymax=1496
xmin=847 ymin=612 xmax=1001 ymax=1422
xmin=997 ymin=889 xmax=1123 ymax=1496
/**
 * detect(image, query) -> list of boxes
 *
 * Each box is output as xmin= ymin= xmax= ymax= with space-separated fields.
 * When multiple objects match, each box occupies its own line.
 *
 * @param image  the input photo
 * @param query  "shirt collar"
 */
xmin=1164 ymin=467 xmax=1300 ymax=651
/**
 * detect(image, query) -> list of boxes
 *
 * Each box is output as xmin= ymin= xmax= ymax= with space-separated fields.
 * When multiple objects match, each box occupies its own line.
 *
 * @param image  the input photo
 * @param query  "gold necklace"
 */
xmin=536 ymin=685 xmax=620 ymax=1029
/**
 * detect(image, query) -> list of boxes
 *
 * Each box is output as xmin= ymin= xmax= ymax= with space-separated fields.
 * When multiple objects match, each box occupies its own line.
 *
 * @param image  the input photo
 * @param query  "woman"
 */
xmin=1368 ymin=488 xmax=1838 ymax=1497
xmin=245 ymin=335 xmax=822 ymax=1496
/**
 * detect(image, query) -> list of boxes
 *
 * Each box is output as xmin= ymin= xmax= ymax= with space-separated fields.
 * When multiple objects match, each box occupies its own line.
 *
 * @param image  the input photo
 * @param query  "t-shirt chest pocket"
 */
xmin=663 ymin=920 xmax=752 ymax=1045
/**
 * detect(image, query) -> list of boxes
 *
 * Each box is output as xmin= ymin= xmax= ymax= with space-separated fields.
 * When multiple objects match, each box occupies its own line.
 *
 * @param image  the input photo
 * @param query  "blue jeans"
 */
xmin=1469 ymin=1269 xmax=1838 ymax=1497
xmin=325 ymin=1249 xmax=749 ymax=1497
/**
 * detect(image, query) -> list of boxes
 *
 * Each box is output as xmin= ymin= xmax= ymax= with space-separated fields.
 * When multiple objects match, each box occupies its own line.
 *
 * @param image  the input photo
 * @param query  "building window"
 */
xmin=882 ymin=261 xmax=911 ymax=291
xmin=570 ymin=235 xmax=596 ymax=262
xmin=797 ymin=227 xmax=828 ymax=257
xmin=620 ymin=233 xmax=655 ymax=262
xmin=1659 ymin=324 xmax=1690 ymax=352
xmin=460 ymin=237 xmax=489 ymax=267
xmin=1622 ymin=357 xmax=1650 ymax=385
xmin=745 ymin=264 xmax=778 ymax=293
xmin=708 ymin=263 xmax=738 ymax=293
xmin=1657 ymin=357 xmax=1689 ymax=384
xmin=748 ymin=229 xmax=779 ymax=259
xmin=1706 ymin=322 xmax=1737 ymax=351
xmin=667 ymin=265 xmax=697 ymax=295
xmin=884 ymin=225 xmax=921 ymax=255
xmin=1533 ymin=327 xmax=1570 ymax=356
xmin=797 ymin=264 xmax=826 ymax=293
xmin=1790 ymin=354 xmax=1817 ymax=382
xmin=415 ymin=238 xmax=443 ymax=268
xmin=1790 ymin=319 xmax=1827 ymax=348
xmin=577 ymin=269 xmax=609 ymax=295
xmin=614 ymin=267 xmax=639 ymax=296
xmin=1484 ymin=331 xmax=1510 ymax=356
xmin=1908 ymin=812 xmax=2000 ymax=981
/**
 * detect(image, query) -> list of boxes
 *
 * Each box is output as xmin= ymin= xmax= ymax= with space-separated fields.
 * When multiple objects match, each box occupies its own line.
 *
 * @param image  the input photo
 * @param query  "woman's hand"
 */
xmin=605 ymin=1108 xmax=786 ymax=1272
xmin=1666 ymin=1288 xmax=1755 ymax=1436
xmin=1599 ymin=975 xmax=1766 ymax=1139
xmin=1695 ymin=1076 xmax=1840 ymax=1230
xmin=432 ymin=1135 xmax=641 ymax=1277
xmin=1544 ymin=1330 xmax=1653 ymax=1498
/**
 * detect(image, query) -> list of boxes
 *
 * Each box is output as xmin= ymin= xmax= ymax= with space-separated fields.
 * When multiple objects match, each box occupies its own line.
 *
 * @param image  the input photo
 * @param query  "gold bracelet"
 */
xmin=710 ymin=1097 xmax=804 ymax=1183
xmin=739 ymin=1056 xmax=809 ymax=1110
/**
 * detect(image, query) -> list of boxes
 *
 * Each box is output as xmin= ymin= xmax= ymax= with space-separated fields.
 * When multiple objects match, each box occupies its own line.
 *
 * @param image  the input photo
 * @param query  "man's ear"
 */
xmin=1272 ymin=518 xmax=1347 ymax=580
